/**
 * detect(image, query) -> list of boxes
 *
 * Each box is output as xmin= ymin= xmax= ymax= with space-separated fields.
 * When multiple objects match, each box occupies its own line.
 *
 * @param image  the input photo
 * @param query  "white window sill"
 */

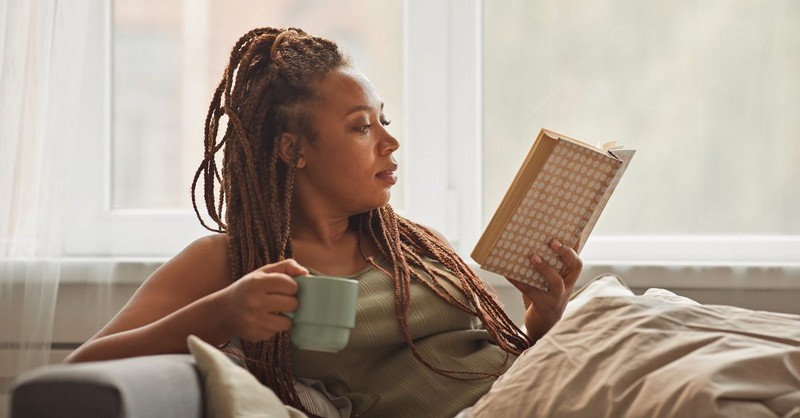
xmin=475 ymin=262 xmax=800 ymax=291
xmin=4 ymin=258 xmax=799 ymax=290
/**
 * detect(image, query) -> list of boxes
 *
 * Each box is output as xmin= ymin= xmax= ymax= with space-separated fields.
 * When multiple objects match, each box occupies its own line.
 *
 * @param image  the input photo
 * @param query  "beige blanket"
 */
xmin=470 ymin=290 xmax=800 ymax=418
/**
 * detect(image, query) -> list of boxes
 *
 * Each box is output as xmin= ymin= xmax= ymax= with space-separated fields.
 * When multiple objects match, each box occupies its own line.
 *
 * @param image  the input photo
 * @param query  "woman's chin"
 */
xmin=362 ymin=193 xmax=392 ymax=213
xmin=379 ymin=191 xmax=392 ymax=208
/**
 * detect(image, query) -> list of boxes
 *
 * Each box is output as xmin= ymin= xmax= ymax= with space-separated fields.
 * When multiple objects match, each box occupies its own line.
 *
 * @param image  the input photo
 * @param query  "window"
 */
xmin=66 ymin=0 xmax=800 ymax=265
xmin=481 ymin=0 xmax=800 ymax=264
xmin=65 ymin=0 xmax=409 ymax=256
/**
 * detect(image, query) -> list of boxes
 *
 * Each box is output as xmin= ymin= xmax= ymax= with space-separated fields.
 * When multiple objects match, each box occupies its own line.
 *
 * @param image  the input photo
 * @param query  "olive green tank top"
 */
xmin=292 ymin=258 xmax=517 ymax=418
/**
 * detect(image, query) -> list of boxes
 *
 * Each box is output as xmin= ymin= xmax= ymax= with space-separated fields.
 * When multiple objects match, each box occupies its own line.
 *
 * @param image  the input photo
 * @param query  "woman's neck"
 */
xmin=290 ymin=211 xmax=353 ymax=245
xmin=290 ymin=218 xmax=375 ymax=276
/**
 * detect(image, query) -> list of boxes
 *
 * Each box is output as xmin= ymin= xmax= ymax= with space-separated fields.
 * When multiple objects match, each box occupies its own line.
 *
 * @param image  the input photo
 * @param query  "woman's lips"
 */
xmin=376 ymin=171 xmax=397 ymax=185
xmin=377 ymin=162 xmax=398 ymax=185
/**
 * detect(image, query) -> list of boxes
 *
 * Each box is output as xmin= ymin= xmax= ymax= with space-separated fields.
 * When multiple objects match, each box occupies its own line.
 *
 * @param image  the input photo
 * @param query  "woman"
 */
xmin=66 ymin=27 xmax=583 ymax=417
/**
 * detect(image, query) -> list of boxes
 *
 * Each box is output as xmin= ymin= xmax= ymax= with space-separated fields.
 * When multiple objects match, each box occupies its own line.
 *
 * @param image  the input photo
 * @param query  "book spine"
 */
xmin=471 ymin=130 xmax=558 ymax=264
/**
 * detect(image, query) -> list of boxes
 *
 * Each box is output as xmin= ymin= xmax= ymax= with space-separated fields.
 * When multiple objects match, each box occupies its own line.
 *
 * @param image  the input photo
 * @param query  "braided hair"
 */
xmin=192 ymin=27 xmax=532 ymax=409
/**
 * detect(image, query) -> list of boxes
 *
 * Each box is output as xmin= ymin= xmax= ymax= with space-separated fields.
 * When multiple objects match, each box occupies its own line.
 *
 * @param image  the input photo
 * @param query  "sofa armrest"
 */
xmin=11 ymin=354 xmax=204 ymax=418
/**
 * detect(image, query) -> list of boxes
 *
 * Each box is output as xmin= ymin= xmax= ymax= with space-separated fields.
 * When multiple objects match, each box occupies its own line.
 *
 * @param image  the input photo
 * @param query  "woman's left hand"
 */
xmin=506 ymin=239 xmax=583 ymax=341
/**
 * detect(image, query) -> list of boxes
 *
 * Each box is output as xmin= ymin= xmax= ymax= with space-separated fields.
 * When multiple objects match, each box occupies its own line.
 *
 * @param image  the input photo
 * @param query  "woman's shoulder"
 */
xmin=172 ymin=233 xmax=230 ymax=267
xmin=184 ymin=233 xmax=229 ymax=257
xmin=149 ymin=233 xmax=233 ymax=292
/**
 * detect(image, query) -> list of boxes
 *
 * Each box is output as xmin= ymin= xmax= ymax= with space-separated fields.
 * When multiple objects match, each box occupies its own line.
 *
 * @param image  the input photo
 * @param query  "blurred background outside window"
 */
xmin=112 ymin=0 xmax=405 ymax=210
xmin=484 ymin=0 xmax=800 ymax=236
xmin=111 ymin=0 xmax=800 ymax=254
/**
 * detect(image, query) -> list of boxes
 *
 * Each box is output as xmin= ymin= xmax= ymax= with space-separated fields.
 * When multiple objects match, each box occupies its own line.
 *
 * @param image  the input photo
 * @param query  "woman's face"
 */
xmin=292 ymin=67 xmax=399 ymax=217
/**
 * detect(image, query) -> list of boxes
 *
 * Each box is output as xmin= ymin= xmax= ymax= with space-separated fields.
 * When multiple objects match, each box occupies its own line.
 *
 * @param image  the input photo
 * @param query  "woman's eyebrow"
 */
xmin=342 ymin=103 xmax=385 ymax=119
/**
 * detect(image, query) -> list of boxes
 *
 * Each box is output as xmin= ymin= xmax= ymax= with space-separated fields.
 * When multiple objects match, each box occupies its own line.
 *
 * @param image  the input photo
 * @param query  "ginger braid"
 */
xmin=359 ymin=208 xmax=531 ymax=380
xmin=192 ymin=27 xmax=532 ymax=409
xmin=192 ymin=27 xmax=344 ymax=410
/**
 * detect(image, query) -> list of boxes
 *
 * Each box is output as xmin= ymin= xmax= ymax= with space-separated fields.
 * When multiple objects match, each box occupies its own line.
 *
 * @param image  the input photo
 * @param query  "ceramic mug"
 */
xmin=289 ymin=275 xmax=359 ymax=353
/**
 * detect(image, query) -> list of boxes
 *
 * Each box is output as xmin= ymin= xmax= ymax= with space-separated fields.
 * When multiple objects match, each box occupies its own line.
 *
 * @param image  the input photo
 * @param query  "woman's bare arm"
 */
xmin=65 ymin=233 xmax=309 ymax=363
xmin=64 ymin=234 xmax=235 ymax=362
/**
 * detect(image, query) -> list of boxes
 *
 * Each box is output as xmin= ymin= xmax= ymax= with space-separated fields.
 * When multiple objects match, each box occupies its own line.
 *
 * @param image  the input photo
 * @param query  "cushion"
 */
xmin=217 ymin=338 xmax=352 ymax=418
xmin=469 ymin=290 xmax=800 ymax=418
xmin=187 ymin=335 xmax=307 ymax=418
xmin=563 ymin=273 xmax=635 ymax=318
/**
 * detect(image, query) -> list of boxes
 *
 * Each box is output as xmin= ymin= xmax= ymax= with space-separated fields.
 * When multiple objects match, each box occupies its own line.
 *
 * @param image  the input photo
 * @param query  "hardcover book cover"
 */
xmin=472 ymin=129 xmax=635 ymax=289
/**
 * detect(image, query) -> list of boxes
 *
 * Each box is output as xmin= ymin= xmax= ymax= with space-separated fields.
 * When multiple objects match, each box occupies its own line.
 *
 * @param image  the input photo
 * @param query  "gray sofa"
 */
xmin=10 ymin=354 xmax=204 ymax=418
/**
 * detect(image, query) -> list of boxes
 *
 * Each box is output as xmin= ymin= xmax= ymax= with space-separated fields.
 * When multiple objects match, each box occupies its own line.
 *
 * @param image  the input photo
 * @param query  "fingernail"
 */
xmin=551 ymin=240 xmax=562 ymax=249
xmin=532 ymin=254 xmax=543 ymax=264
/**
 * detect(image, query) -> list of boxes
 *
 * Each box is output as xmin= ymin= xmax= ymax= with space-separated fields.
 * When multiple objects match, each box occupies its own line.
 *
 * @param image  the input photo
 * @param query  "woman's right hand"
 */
xmin=216 ymin=258 xmax=309 ymax=342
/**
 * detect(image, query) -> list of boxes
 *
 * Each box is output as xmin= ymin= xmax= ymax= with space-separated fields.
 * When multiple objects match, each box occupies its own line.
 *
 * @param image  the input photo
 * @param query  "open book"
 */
xmin=471 ymin=129 xmax=635 ymax=290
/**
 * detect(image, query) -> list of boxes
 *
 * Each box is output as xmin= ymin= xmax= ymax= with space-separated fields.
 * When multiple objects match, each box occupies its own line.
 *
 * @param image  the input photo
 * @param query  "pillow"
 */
xmin=188 ymin=335 xmax=307 ymax=418
xmin=470 ymin=287 xmax=800 ymax=418
xmin=563 ymin=274 xmax=634 ymax=319
xmin=643 ymin=287 xmax=701 ymax=305
xmin=220 ymin=339 xmax=352 ymax=418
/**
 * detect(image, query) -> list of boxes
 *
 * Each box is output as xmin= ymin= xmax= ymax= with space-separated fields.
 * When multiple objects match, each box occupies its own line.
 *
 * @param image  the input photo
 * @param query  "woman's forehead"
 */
xmin=315 ymin=68 xmax=382 ymax=114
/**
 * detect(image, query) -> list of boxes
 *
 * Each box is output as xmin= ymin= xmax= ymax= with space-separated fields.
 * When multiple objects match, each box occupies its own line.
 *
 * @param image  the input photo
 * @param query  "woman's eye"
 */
xmin=354 ymin=117 xmax=390 ymax=134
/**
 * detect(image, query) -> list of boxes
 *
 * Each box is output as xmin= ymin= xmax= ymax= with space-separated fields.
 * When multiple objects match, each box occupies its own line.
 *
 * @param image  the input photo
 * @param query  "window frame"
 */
xmin=62 ymin=0 xmax=209 ymax=256
xmin=452 ymin=0 xmax=800 ymax=267
xmin=64 ymin=0 xmax=800 ymax=268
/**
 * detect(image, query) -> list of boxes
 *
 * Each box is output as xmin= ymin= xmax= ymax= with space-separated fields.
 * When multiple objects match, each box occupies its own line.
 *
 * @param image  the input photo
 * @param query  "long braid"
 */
xmin=362 ymin=207 xmax=530 ymax=380
xmin=191 ymin=27 xmax=532 ymax=409
xmin=193 ymin=27 xmax=342 ymax=410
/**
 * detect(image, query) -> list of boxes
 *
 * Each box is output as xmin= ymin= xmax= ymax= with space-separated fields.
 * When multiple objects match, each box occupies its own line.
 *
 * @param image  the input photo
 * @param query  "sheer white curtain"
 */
xmin=0 ymin=0 xmax=92 ymax=403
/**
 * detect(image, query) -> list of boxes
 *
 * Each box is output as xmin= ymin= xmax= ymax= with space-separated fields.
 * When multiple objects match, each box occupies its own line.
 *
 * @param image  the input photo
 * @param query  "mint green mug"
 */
xmin=290 ymin=275 xmax=359 ymax=353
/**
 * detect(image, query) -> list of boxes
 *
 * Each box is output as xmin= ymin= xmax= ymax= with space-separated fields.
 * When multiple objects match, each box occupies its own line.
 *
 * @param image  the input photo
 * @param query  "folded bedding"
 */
xmin=470 ymin=289 xmax=800 ymax=418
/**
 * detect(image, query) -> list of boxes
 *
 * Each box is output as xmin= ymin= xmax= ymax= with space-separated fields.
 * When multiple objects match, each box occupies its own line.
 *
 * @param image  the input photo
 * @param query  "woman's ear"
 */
xmin=277 ymin=133 xmax=306 ymax=168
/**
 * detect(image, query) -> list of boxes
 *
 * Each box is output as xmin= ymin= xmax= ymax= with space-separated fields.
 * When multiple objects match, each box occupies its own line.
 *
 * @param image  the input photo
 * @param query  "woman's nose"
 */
xmin=380 ymin=126 xmax=399 ymax=154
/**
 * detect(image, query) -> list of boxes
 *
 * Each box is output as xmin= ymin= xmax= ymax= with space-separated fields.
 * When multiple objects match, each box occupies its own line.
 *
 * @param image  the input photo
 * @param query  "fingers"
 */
xmin=257 ymin=258 xmax=309 ymax=277
xmin=221 ymin=286 xmax=297 ymax=342
xmin=508 ymin=239 xmax=583 ymax=300
xmin=241 ymin=313 xmax=293 ymax=341
xmin=245 ymin=272 xmax=299 ymax=296
xmin=251 ymin=258 xmax=311 ymax=295
xmin=506 ymin=252 xmax=566 ymax=299
xmin=240 ymin=296 xmax=296 ymax=338
xmin=262 ymin=313 xmax=293 ymax=332
xmin=548 ymin=239 xmax=583 ymax=290
xmin=506 ymin=263 xmax=563 ymax=312
xmin=506 ymin=277 xmax=536 ymax=299
xmin=530 ymin=254 xmax=566 ymax=298
xmin=263 ymin=294 xmax=299 ymax=313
